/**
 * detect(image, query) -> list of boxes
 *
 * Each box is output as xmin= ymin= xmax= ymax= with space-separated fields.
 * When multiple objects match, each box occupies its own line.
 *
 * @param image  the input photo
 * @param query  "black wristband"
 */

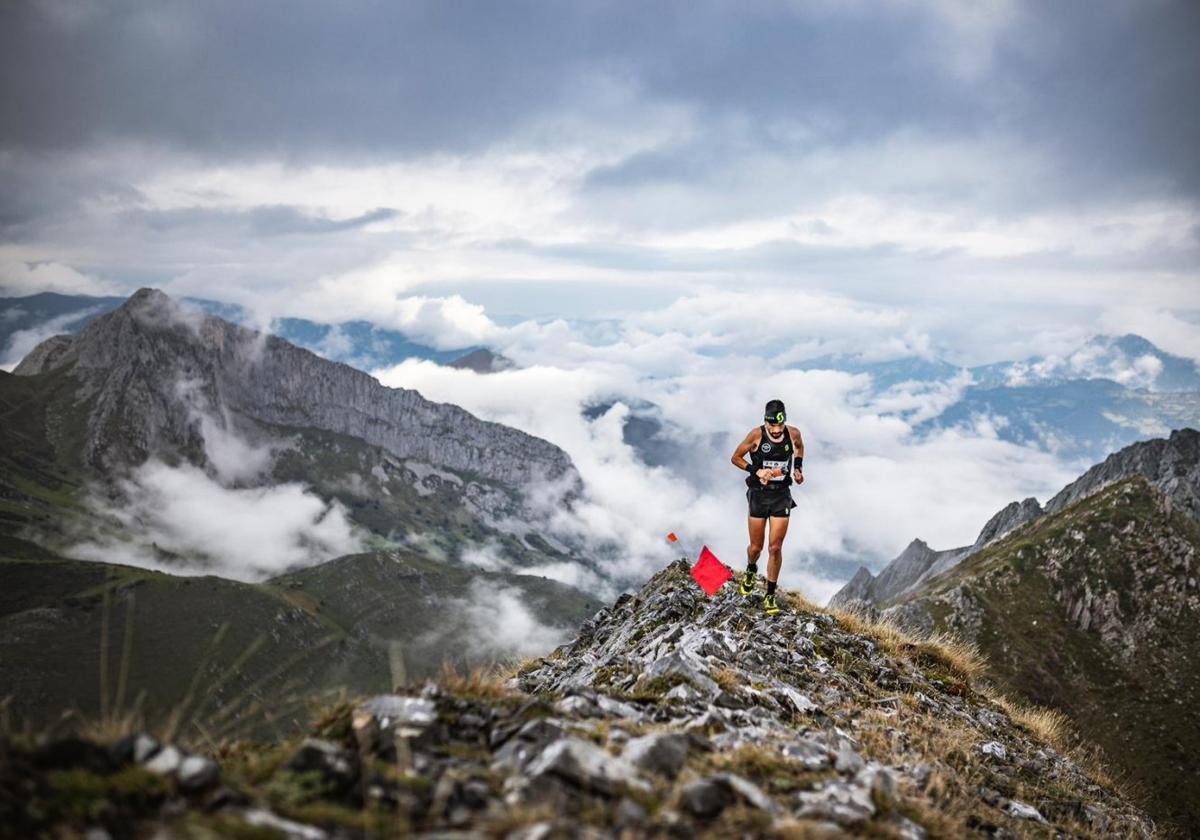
xmin=796 ymin=456 xmax=803 ymax=469
xmin=743 ymin=462 xmax=755 ymax=473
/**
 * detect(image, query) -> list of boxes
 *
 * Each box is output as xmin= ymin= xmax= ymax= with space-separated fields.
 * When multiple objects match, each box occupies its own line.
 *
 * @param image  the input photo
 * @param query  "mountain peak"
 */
xmin=10 ymin=286 xmax=580 ymax=492
xmin=125 ymin=286 xmax=170 ymax=306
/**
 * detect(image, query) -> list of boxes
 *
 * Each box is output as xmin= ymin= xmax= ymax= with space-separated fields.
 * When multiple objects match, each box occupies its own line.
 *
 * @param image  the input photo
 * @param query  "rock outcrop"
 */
xmin=1043 ymin=428 xmax=1200 ymax=520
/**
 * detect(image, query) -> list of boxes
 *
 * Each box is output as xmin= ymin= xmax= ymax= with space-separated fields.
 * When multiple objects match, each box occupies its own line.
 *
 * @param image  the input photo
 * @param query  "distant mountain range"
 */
xmin=830 ymin=428 xmax=1200 ymax=831
xmin=3 ymin=291 xmax=1198 ymax=470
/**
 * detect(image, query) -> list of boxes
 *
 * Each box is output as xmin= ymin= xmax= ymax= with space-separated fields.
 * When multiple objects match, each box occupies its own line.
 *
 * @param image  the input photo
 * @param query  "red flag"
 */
xmin=665 ymin=532 xmax=679 ymax=544
xmin=690 ymin=545 xmax=732 ymax=597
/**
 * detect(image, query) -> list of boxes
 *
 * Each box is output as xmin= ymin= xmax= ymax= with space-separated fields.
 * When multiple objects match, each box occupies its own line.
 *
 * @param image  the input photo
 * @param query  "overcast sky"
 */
xmin=2 ymin=1 xmax=1199 ymax=596
xmin=2 ymin=1 xmax=1197 ymax=352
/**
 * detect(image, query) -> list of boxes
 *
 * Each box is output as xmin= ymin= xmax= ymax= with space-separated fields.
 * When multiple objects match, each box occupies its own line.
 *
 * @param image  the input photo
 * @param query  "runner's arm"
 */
xmin=732 ymin=428 xmax=767 ymax=479
xmin=790 ymin=426 xmax=805 ymax=484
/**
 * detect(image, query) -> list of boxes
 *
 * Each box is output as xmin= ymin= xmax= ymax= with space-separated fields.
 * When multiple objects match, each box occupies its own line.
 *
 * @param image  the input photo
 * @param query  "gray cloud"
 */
xmin=2 ymin=1 xmax=1195 ymax=204
xmin=1 ymin=1 xmax=1195 ymax=383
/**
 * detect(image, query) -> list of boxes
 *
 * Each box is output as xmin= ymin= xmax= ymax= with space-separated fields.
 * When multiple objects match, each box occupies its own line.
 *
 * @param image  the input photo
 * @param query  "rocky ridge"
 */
xmin=4 ymin=561 xmax=1154 ymax=838
xmin=830 ymin=428 xmax=1200 ymax=610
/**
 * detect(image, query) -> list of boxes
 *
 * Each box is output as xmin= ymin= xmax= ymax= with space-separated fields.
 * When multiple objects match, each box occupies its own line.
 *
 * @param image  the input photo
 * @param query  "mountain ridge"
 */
xmin=830 ymin=428 xmax=1200 ymax=610
xmin=879 ymin=474 xmax=1200 ymax=831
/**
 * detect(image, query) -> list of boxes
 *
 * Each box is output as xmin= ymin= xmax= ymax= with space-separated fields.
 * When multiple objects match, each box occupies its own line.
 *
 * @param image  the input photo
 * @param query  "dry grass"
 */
xmin=849 ymin=697 xmax=1150 ymax=840
xmin=780 ymin=590 xmax=820 ymax=612
xmin=827 ymin=606 xmax=986 ymax=685
xmin=477 ymin=802 xmax=558 ymax=836
xmin=986 ymin=690 xmax=1136 ymax=802
xmin=990 ymin=693 xmax=1068 ymax=750
xmin=436 ymin=662 xmax=521 ymax=701
xmin=712 ymin=666 xmax=741 ymax=692
xmin=704 ymin=743 xmax=788 ymax=777
xmin=496 ymin=654 xmax=544 ymax=681
xmin=71 ymin=692 xmax=149 ymax=745
xmin=701 ymin=743 xmax=834 ymax=798
xmin=910 ymin=633 xmax=987 ymax=684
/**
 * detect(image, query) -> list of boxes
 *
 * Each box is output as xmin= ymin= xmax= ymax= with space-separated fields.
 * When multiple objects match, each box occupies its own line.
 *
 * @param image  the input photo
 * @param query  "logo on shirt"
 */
xmin=761 ymin=443 xmax=772 ymax=453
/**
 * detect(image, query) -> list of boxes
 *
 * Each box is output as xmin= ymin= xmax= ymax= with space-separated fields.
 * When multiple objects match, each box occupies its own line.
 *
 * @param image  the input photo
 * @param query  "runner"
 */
xmin=730 ymin=399 xmax=804 ymax=614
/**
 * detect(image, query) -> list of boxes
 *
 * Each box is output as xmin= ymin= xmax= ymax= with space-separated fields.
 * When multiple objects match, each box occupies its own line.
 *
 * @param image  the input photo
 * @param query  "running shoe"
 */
xmin=763 ymin=592 xmax=781 ymax=615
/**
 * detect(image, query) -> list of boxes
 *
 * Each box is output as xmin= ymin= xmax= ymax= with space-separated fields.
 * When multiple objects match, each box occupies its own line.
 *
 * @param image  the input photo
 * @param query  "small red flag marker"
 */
xmin=691 ymin=545 xmax=732 ymax=597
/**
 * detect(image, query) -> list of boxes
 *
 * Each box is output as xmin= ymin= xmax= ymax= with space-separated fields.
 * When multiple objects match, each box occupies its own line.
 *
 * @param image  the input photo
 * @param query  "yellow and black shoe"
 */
xmin=739 ymin=568 xmax=756 ymax=596
xmin=763 ymin=592 xmax=781 ymax=615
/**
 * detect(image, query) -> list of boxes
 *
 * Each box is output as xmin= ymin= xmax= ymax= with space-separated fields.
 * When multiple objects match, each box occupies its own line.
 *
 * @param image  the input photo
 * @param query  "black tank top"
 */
xmin=748 ymin=425 xmax=794 ymax=490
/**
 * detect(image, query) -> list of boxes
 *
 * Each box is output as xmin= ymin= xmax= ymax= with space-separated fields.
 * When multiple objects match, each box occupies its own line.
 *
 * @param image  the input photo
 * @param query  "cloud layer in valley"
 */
xmin=67 ymin=460 xmax=362 ymax=581
xmin=374 ymin=288 xmax=1084 ymax=603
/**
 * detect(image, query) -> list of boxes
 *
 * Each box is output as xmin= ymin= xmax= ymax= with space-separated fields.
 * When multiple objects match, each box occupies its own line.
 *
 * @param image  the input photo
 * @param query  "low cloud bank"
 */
xmin=68 ymin=460 xmax=362 ymax=581
xmin=0 ymin=305 xmax=104 ymax=368
xmin=65 ymin=374 xmax=359 ymax=581
xmin=456 ymin=579 xmax=571 ymax=659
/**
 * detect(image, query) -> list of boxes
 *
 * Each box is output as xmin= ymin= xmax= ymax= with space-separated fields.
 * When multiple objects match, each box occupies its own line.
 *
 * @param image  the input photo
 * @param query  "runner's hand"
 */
xmin=793 ymin=468 xmax=804 ymax=485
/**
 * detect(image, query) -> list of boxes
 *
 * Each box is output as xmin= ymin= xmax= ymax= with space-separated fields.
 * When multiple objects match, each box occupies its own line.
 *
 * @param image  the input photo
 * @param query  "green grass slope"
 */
xmin=0 ymin=547 xmax=384 ymax=741
xmin=0 ymin=541 xmax=602 ymax=743
xmin=886 ymin=476 xmax=1200 ymax=833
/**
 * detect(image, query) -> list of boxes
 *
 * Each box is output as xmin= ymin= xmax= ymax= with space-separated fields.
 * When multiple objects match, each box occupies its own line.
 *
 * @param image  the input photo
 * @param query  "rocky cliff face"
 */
xmin=830 ymin=429 xmax=1199 ymax=610
xmin=2 ymin=560 xmax=1153 ymax=838
xmin=828 ymin=540 xmax=968 ymax=611
xmin=1043 ymin=428 xmax=1200 ymax=519
xmin=970 ymin=497 xmax=1044 ymax=551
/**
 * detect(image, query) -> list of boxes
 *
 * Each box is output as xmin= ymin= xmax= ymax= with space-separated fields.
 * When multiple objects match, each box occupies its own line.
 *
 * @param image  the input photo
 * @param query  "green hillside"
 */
xmin=886 ymin=476 xmax=1200 ymax=832
xmin=0 ymin=540 xmax=600 ymax=742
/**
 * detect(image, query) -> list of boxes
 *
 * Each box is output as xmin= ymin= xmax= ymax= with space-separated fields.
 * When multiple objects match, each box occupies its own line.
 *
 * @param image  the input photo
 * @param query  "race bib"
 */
xmin=763 ymin=459 xmax=789 ymax=481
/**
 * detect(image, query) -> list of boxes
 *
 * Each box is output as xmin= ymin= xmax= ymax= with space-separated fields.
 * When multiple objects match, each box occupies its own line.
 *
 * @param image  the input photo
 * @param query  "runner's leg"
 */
xmin=766 ymin=515 xmax=790 ymax=583
xmin=747 ymin=516 xmax=765 ymax=565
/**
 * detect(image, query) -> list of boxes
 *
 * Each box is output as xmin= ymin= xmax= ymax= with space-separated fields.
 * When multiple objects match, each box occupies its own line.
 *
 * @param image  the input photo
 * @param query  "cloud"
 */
xmin=172 ymin=377 xmax=283 ymax=484
xmin=372 ymin=288 xmax=1084 ymax=601
xmin=1003 ymin=341 xmax=1171 ymax=389
xmin=2 ymin=1 xmax=1197 ymax=600
xmin=1097 ymin=308 xmax=1200 ymax=366
xmin=0 ymin=304 xmax=104 ymax=368
xmin=0 ymin=260 xmax=117 ymax=296
xmin=66 ymin=460 xmax=363 ymax=581
xmin=2 ymin=3 xmax=1197 ymax=333
xmin=459 ymin=540 xmax=510 ymax=573
xmin=454 ymin=579 xmax=571 ymax=659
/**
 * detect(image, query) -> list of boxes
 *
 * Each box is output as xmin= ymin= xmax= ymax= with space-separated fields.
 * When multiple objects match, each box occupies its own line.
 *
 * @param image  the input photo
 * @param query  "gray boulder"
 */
xmin=621 ymin=732 xmax=690 ymax=779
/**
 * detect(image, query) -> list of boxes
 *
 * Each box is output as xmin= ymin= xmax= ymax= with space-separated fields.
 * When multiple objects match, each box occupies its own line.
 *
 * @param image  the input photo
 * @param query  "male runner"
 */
xmin=730 ymin=399 xmax=804 ymax=614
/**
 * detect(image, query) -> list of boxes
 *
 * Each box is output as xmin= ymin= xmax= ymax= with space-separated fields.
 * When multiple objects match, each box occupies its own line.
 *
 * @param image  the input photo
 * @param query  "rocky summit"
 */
xmin=3 ymin=560 xmax=1155 ymax=838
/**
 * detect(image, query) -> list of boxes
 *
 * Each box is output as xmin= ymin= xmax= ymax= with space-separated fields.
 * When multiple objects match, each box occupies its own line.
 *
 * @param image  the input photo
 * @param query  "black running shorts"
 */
xmin=747 ymin=487 xmax=797 ymax=519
